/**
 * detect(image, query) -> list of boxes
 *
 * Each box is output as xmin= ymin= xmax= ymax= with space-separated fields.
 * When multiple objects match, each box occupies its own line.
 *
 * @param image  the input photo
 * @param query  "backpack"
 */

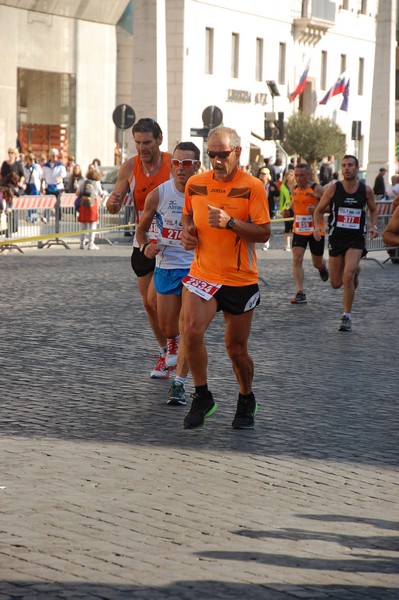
xmin=80 ymin=180 xmax=96 ymax=207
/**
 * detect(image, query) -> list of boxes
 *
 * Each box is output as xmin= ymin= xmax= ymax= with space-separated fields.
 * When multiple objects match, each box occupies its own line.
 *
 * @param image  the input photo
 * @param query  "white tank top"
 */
xmin=155 ymin=179 xmax=194 ymax=269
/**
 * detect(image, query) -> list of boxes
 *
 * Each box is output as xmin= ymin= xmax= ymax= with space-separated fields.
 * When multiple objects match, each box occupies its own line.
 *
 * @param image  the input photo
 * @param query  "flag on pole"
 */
xmin=289 ymin=62 xmax=310 ymax=102
xmin=340 ymin=79 xmax=350 ymax=111
xmin=319 ymin=74 xmax=346 ymax=105
xmin=332 ymin=74 xmax=346 ymax=97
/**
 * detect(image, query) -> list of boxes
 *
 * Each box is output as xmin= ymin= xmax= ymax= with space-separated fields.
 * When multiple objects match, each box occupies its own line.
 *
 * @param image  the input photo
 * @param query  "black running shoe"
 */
xmin=232 ymin=393 xmax=258 ymax=430
xmin=319 ymin=264 xmax=329 ymax=282
xmin=183 ymin=392 xmax=217 ymax=429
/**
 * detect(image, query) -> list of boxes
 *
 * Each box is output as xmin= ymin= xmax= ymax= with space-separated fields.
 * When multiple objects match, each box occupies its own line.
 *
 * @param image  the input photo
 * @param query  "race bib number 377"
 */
xmin=182 ymin=275 xmax=221 ymax=300
xmin=337 ymin=207 xmax=361 ymax=229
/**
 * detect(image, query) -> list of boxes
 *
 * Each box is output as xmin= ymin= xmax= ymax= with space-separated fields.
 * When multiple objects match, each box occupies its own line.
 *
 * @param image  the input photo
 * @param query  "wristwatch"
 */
xmin=139 ymin=243 xmax=148 ymax=252
xmin=226 ymin=217 xmax=236 ymax=230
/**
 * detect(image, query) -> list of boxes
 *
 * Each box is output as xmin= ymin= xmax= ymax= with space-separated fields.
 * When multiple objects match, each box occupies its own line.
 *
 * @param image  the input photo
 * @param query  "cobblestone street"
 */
xmin=1 ymin=241 xmax=398 ymax=599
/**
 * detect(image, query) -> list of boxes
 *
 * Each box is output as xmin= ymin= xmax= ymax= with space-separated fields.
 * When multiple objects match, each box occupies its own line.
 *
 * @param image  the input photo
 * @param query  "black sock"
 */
xmin=239 ymin=391 xmax=255 ymax=401
xmin=195 ymin=384 xmax=209 ymax=397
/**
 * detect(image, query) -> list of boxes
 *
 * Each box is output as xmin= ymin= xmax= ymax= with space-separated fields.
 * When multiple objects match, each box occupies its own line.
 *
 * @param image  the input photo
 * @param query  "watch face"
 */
xmin=227 ymin=218 xmax=235 ymax=229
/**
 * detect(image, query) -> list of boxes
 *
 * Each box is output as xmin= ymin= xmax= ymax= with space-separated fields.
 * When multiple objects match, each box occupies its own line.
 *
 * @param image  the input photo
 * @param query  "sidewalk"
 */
xmin=1 ymin=243 xmax=398 ymax=599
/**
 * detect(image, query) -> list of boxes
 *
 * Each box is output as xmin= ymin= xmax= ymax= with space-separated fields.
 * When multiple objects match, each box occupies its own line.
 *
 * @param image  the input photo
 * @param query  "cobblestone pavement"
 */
xmin=1 ymin=238 xmax=398 ymax=599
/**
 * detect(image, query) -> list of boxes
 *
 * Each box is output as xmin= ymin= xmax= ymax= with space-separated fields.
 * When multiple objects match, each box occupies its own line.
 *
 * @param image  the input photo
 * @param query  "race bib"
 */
xmin=337 ymin=207 xmax=361 ymax=229
xmin=295 ymin=214 xmax=313 ymax=232
xmin=161 ymin=226 xmax=182 ymax=246
xmin=138 ymin=210 xmax=159 ymax=239
xmin=182 ymin=275 xmax=221 ymax=300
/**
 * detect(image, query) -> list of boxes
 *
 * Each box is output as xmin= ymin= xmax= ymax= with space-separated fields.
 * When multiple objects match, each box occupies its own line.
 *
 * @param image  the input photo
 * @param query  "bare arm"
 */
xmin=207 ymin=205 xmax=270 ymax=243
xmin=366 ymin=185 xmax=378 ymax=238
xmin=313 ymin=184 xmax=335 ymax=240
xmin=135 ymin=187 xmax=159 ymax=247
xmin=106 ymin=158 xmax=133 ymax=214
xmin=181 ymin=211 xmax=198 ymax=251
xmin=382 ymin=206 xmax=399 ymax=246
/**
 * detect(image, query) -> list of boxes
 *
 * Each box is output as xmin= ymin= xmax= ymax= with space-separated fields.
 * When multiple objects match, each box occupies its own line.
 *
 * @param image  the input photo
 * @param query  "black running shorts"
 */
xmin=292 ymin=233 xmax=325 ymax=256
xmin=214 ymin=283 xmax=260 ymax=315
xmin=131 ymin=246 xmax=155 ymax=277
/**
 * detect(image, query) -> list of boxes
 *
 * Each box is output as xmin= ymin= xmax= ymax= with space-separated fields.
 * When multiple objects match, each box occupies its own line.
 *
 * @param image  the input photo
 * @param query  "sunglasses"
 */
xmin=171 ymin=158 xmax=198 ymax=168
xmin=207 ymin=148 xmax=236 ymax=160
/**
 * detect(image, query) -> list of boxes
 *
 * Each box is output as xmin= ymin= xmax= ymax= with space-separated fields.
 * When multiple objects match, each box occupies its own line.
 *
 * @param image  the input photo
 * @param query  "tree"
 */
xmin=283 ymin=112 xmax=346 ymax=172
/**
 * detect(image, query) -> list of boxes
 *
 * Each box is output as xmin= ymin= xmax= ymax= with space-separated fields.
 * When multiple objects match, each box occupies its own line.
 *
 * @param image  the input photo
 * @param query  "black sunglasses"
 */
xmin=171 ymin=159 xmax=198 ymax=168
xmin=207 ymin=148 xmax=236 ymax=160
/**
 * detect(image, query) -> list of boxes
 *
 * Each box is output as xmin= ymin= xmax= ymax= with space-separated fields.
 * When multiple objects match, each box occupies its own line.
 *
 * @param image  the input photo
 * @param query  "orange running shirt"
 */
xmin=131 ymin=152 xmax=172 ymax=223
xmin=183 ymin=169 xmax=270 ymax=286
xmin=291 ymin=184 xmax=325 ymax=235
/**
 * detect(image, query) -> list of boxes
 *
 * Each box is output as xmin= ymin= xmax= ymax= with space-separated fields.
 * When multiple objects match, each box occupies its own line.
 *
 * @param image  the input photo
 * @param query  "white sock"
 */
xmin=175 ymin=376 xmax=186 ymax=387
xmin=343 ymin=312 xmax=351 ymax=318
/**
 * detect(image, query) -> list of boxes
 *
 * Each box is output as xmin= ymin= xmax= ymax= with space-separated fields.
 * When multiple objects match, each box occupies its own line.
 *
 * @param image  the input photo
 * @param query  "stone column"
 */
xmin=366 ymin=0 xmax=396 ymax=184
xmin=131 ymin=0 xmax=168 ymax=148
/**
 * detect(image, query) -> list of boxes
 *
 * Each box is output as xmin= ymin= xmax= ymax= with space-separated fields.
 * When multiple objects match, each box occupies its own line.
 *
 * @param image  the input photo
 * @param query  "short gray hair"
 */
xmin=208 ymin=126 xmax=241 ymax=148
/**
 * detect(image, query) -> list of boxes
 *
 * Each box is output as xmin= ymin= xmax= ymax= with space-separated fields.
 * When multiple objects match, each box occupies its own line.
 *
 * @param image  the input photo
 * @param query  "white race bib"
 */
xmin=161 ymin=226 xmax=183 ymax=247
xmin=182 ymin=276 xmax=221 ymax=301
xmin=295 ymin=214 xmax=313 ymax=232
xmin=337 ymin=207 xmax=361 ymax=229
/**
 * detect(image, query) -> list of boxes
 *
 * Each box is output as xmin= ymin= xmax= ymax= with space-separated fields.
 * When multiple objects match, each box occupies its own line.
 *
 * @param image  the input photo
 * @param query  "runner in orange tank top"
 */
xmin=180 ymin=126 xmax=270 ymax=431
xmin=106 ymin=118 xmax=172 ymax=378
xmin=290 ymin=163 xmax=329 ymax=305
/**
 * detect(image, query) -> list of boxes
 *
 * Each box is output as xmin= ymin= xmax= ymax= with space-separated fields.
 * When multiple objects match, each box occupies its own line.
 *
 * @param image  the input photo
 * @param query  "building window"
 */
xmin=256 ymin=38 xmax=263 ymax=82
xmin=340 ymin=54 xmax=346 ymax=74
xmin=231 ymin=33 xmax=239 ymax=78
xmin=205 ymin=27 xmax=214 ymax=74
xmin=278 ymin=43 xmax=286 ymax=85
xmin=360 ymin=0 xmax=367 ymax=14
xmin=358 ymin=57 xmax=364 ymax=95
xmin=321 ymin=50 xmax=327 ymax=89
xmin=342 ymin=0 xmax=349 ymax=8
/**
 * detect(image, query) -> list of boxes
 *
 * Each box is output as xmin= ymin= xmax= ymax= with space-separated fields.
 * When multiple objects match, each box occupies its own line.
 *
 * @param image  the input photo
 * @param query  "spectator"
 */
xmin=373 ymin=167 xmax=387 ymax=197
xmin=319 ymin=154 xmax=334 ymax=185
xmin=75 ymin=166 xmax=103 ymax=251
xmin=41 ymin=149 xmax=67 ymax=222
xmin=386 ymin=175 xmax=399 ymax=199
xmin=24 ymin=153 xmax=42 ymax=195
xmin=92 ymin=158 xmax=102 ymax=174
xmin=279 ymin=169 xmax=296 ymax=251
xmin=1 ymin=148 xmax=25 ymax=187
xmin=65 ymin=164 xmax=84 ymax=194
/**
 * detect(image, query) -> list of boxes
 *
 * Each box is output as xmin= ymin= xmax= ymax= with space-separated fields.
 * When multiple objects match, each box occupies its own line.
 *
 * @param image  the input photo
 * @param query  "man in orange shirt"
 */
xmin=290 ymin=163 xmax=329 ymax=304
xmin=180 ymin=126 xmax=270 ymax=430
xmin=106 ymin=118 xmax=173 ymax=378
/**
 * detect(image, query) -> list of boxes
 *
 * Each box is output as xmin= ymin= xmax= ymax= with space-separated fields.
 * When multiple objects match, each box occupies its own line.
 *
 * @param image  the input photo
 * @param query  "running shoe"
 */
xmin=232 ymin=393 xmax=258 ymax=430
xmin=183 ymin=391 xmax=217 ymax=429
xmin=319 ymin=264 xmax=329 ymax=282
xmin=150 ymin=356 xmax=169 ymax=379
xmin=291 ymin=291 xmax=307 ymax=304
xmin=165 ymin=336 xmax=179 ymax=369
xmin=339 ymin=315 xmax=352 ymax=332
xmin=167 ymin=381 xmax=186 ymax=406
xmin=354 ymin=267 xmax=361 ymax=290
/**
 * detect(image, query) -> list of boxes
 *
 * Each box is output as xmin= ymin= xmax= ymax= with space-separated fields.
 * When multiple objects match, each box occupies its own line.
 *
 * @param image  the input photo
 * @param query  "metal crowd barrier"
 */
xmin=0 ymin=193 xmax=136 ymax=252
xmin=365 ymin=199 xmax=399 ymax=266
